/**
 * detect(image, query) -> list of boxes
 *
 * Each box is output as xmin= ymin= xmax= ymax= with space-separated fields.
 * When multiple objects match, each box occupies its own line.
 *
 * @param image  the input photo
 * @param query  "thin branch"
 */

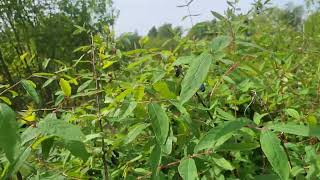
xmin=195 ymin=92 xmax=214 ymax=121
xmin=0 ymin=74 xmax=33 ymax=96
xmin=177 ymin=0 xmax=195 ymax=8
xmin=91 ymin=33 xmax=109 ymax=180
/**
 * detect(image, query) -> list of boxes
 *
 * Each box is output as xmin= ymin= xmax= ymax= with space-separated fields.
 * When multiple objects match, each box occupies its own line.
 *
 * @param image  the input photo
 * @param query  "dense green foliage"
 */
xmin=0 ymin=0 xmax=320 ymax=179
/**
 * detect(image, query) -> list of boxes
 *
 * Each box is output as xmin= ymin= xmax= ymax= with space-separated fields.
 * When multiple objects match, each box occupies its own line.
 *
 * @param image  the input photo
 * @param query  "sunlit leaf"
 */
xmin=59 ymin=78 xmax=72 ymax=97
xmin=153 ymin=81 xmax=176 ymax=99
xmin=0 ymin=96 xmax=11 ymax=105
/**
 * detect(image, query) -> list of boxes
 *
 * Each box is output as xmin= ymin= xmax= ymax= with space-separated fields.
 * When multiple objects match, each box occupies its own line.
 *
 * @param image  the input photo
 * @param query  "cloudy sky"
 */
xmin=114 ymin=0 xmax=305 ymax=35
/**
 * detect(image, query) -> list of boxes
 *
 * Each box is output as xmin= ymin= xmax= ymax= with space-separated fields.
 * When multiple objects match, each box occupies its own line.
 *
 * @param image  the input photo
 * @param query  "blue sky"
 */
xmin=114 ymin=0 xmax=305 ymax=35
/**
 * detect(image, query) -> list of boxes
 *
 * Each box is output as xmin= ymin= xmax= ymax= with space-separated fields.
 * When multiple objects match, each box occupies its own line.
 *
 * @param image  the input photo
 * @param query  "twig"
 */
xmin=195 ymin=92 xmax=214 ymax=121
xmin=177 ymin=0 xmax=195 ymax=8
xmin=91 ymin=33 xmax=109 ymax=180
xmin=279 ymin=132 xmax=293 ymax=168
xmin=177 ymin=0 xmax=197 ymax=26
xmin=0 ymin=74 xmax=33 ymax=96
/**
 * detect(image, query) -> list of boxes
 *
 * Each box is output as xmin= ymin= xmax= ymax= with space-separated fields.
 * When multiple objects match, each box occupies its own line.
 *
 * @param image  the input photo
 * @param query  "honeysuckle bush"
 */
xmin=1 ymin=1 xmax=320 ymax=180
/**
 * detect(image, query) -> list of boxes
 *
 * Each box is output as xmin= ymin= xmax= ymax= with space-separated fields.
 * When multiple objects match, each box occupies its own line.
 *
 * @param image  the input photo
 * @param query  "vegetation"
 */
xmin=0 ymin=0 xmax=320 ymax=179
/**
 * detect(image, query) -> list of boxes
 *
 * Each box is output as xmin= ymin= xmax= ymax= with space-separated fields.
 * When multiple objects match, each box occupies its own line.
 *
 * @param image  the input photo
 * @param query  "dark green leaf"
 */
xmin=148 ymin=103 xmax=169 ymax=145
xmin=63 ymin=140 xmax=89 ymax=161
xmin=194 ymin=118 xmax=250 ymax=152
xmin=41 ymin=137 xmax=55 ymax=159
xmin=211 ymin=11 xmax=225 ymax=20
xmin=260 ymin=130 xmax=290 ymax=180
xmin=218 ymin=142 xmax=260 ymax=151
xmin=0 ymin=103 xmax=20 ymax=162
xmin=21 ymin=79 xmax=40 ymax=104
xmin=180 ymin=52 xmax=212 ymax=104
xmin=150 ymin=144 xmax=162 ymax=178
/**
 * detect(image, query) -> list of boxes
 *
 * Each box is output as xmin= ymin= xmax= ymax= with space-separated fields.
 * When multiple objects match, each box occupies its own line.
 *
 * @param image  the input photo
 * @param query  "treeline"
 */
xmin=0 ymin=0 xmax=320 ymax=179
xmin=0 ymin=1 xmax=319 ymax=86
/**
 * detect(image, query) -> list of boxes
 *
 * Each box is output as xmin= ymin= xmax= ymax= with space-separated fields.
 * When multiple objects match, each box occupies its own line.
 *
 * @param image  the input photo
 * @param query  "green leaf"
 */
xmin=260 ymin=130 xmax=290 ymax=180
xmin=148 ymin=103 xmax=170 ymax=145
xmin=5 ymin=147 xmax=31 ymax=178
xmin=37 ymin=114 xmax=88 ymax=160
xmin=123 ymin=123 xmax=149 ymax=145
xmin=127 ymin=55 xmax=151 ymax=69
xmin=285 ymin=109 xmax=300 ymax=119
xmin=306 ymin=115 xmax=317 ymax=126
xmin=103 ymin=61 xmax=116 ymax=69
xmin=216 ymin=107 xmax=236 ymax=121
xmin=236 ymin=40 xmax=267 ymax=51
xmin=170 ymin=100 xmax=199 ymax=137
xmin=55 ymin=94 xmax=64 ymax=106
xmin=178 ymin=158 xmax=198 ymax=180
xmin=118 ymin=101 xmax=138 ymax=121
xmin=253 ymin=112 xmax=268 ymax=125
xmin=42 ymin=76 xmax=56 ymax=89
xmin=180 ymin=52 xmax=212 ymax=104
xmin=21 ymin=127 xmax=40 ymax=145
xmin=212 ymin=155 xmax=234 ymax=170
xmin=42 ymin=58 xmax=51 ymax=69
xmin=209 ymin=36 xmax=232 ymax=52
xmin=150 ymin=144 xmax=162 ymax=177
xmin=63 ymin=140 xmax=89 ymax=161
xmin=217 ymin=142 xmax=260 ymax=151
xmin=268 ymin=124 xmax=320 ymax=138
xmin=21 ymin=79 xmax=40 ymax=104
xmin=38 ymin=113 xmax=85 ymax=141
xmin=254 ymin=174 xmax=280 ymax=180
xmin=172 ymin=55 xmax=195 ymax=66
xmin=59 ymin=78 xmax=72 ymax=97
xmin=0 ymin=103 xmax=20 ymax=162
xmin=161 ymin=135 xmax=173 ymax=155
xmin=0 ymin=96 xmax=12 ymax=105
xmin=194 ymin=118 xmax=250 ymax=152
xmin=41 ymin=137 xmax=55 ymax=159
xmin=153 ymin=81 xmax=176 ymax=99
xmin=211 ymin=11 xmax=225 ymax=20
xmin=77 ymin=80 xmax=93 ymax=92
